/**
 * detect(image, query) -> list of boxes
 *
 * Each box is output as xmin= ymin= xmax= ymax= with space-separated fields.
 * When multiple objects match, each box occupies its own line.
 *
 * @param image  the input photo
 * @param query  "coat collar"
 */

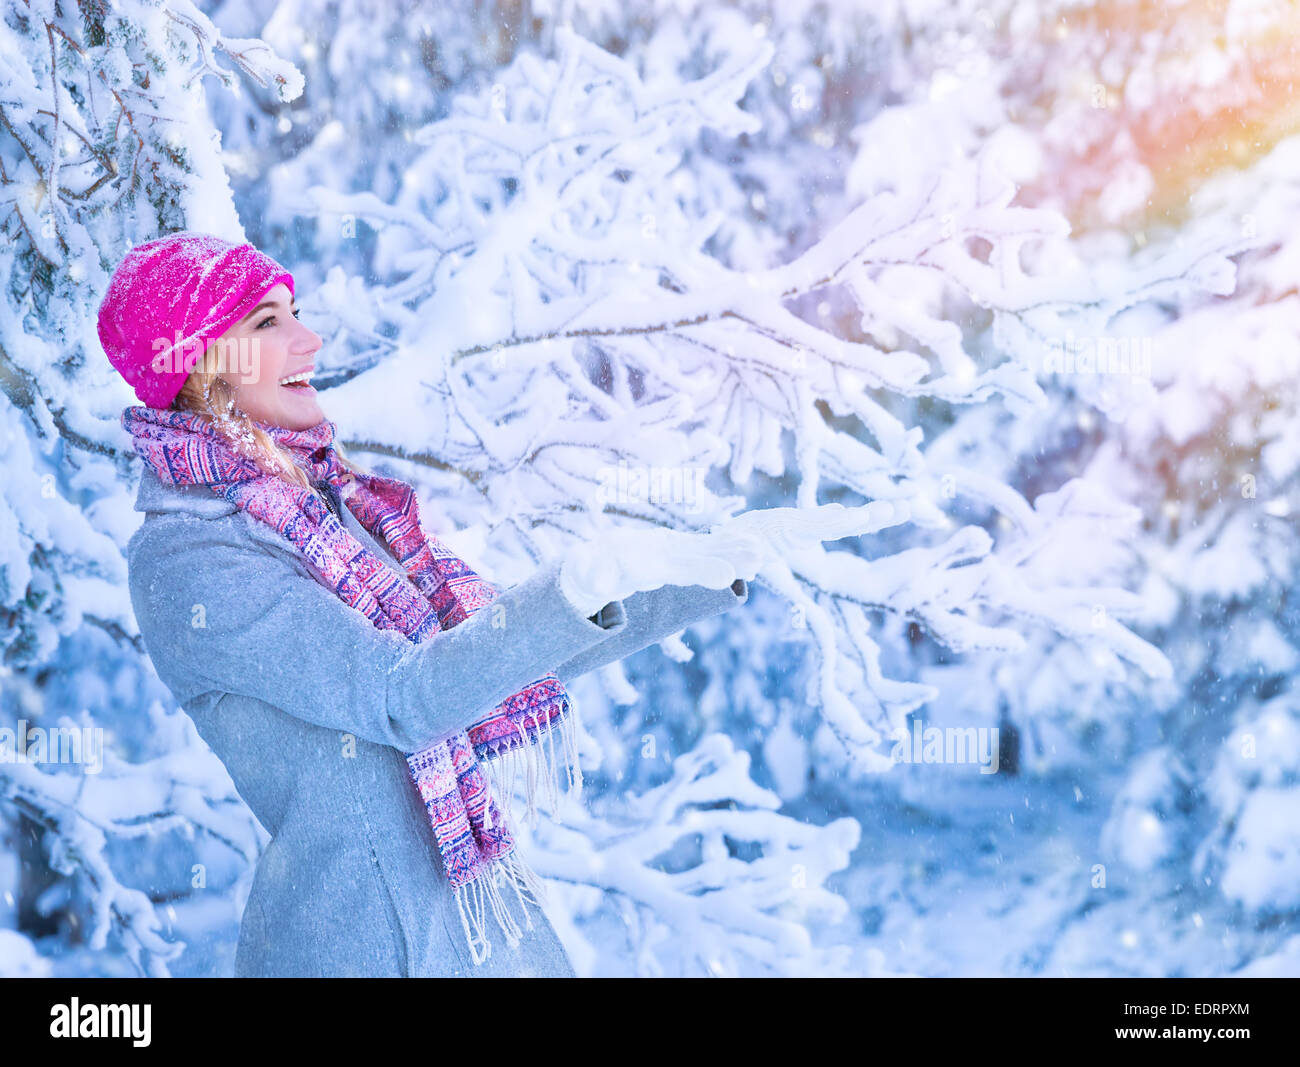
xmin=134 ymin=464 xmax=239 ymax=518
xmin=133 ymin=465 xmax=340 ymax=557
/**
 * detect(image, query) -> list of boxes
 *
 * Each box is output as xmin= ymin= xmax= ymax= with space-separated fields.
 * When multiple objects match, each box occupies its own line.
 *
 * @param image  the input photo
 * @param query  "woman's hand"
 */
xmin=559 ymin=524 xmax=757 ymax=617
xmin=557 ymin=499 xmax=908 ymax=618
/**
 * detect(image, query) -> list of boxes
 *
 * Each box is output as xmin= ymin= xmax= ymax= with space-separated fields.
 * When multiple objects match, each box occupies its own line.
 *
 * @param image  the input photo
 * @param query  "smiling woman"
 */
xmin=169 ymin=281 xmax=368 ymax=492
xmin=97 ymin=229 xmax=753 ymax=978
xmin=204 ymin=282 xmax=325 ymax=429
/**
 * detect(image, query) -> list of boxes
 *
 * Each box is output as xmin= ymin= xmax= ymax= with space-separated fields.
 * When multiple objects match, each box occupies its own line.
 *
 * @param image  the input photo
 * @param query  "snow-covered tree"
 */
xmin=830 ymin=0 xmax=1300 ymax=969
xmin=0 ymin=0 xmax=298 ymax=976
xmin=5 ymin=0 xmax=1295 ymax=978
xmin=1104 ymin=142 xmax=1300 ymax=921
xmin=201 ymin=15 xmax=1252 ymax=974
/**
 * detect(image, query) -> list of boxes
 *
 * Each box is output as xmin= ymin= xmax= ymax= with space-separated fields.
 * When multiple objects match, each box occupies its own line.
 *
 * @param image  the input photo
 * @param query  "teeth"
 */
xmin=278 ymin=371 xmax=312 ymax=386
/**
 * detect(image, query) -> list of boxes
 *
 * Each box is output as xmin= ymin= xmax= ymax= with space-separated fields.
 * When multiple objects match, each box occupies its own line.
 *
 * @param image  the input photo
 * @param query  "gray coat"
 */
xmin=124 ymin=464 xmax=748 ymax=977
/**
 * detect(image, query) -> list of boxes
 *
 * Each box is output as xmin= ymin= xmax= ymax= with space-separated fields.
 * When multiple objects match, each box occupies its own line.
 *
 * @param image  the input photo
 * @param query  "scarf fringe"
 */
xmin=482 ymin=698 xmax=585 ymax=834
xmin=457 ymin=700 xmax=584 ymax=965
xmin=453 ymin=850 xmax=551 ymax=966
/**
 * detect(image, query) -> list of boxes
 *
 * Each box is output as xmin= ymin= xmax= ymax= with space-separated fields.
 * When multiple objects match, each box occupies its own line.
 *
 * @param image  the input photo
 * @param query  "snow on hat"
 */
xmin=97 ymin=231 xmax=294 ymax=409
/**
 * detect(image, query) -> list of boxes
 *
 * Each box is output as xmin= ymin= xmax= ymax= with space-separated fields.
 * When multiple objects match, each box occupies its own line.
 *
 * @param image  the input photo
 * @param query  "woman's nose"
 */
xmin=295 ymin=321 xmax=323 ymax=352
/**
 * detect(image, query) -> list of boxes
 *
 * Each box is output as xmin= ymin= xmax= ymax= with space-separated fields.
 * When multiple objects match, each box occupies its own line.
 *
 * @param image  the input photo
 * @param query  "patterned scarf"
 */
xmin=121 ymin=404 xmax=582 ymax=966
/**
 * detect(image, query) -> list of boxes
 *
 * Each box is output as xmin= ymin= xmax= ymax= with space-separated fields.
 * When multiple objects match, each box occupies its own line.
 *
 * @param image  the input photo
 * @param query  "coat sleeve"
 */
xmin=551 ymin=578 xmax=749 ymax=684
xmin=125 ymin=513 xmax=630 ymax=752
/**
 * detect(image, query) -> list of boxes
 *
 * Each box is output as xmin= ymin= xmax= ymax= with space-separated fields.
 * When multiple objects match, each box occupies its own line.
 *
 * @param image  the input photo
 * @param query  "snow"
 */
xmin=3 ymin=0 xmax=1298 ymax=979
xmin=1219 ymin=787 xmax=1300 ymax=913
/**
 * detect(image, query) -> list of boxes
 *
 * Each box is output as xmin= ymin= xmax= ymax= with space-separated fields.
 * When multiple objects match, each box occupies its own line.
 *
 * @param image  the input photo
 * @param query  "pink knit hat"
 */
xmin=97 ymin=231 xmax=295 ymax=409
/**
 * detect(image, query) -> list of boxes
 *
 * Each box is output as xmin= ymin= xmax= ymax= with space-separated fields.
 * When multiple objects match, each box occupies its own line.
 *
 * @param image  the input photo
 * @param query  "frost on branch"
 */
xmin=0 ymin=0 xmax=298 ymax=977
xmin=298 ymin=27 xmax=1214 ymax=772
xmin=1 ymin=694 xmax=265 ymax=977
xmin=163 ymin=0 xmax=305 ymax=101
xmin=526 ymin=733 xmax=860 ymax=977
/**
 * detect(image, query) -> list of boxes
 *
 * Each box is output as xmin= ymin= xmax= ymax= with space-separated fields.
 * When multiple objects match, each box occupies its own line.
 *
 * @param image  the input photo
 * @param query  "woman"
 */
xmin=99 ymin=231 xmax=759 ymax=978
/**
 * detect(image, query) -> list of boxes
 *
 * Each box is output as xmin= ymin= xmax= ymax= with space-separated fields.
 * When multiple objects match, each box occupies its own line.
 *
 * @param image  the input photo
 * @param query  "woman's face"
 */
xmin=208 ymin=283 xmax=325 ymax=430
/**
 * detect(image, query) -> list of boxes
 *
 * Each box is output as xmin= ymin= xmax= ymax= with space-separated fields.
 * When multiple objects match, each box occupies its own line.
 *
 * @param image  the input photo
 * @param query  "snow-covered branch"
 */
xmin=526 ymin=732 xmax=859 ymax=976
xmin=295 ymin=25 xmax=1223 ymax=771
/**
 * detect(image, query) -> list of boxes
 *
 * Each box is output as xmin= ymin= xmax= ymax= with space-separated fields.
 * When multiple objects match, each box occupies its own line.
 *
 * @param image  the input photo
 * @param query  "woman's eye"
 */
xmin=256 ymin=309 xmax=300 ymax=329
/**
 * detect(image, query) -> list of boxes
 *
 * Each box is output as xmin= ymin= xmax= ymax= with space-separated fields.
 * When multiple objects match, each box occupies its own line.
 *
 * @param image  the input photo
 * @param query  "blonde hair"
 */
xmin=170 ymin=343 xmax=368 ymax=491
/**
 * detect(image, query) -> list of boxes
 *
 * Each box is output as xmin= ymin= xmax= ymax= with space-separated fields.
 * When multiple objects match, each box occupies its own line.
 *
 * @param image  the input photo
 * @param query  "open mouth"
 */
xmin=278 ymin=368 xmax=315 ymax=391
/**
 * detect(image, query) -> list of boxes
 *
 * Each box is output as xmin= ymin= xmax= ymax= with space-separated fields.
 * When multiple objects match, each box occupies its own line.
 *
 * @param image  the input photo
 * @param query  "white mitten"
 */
xmin=558 ymin=524 xmax=757 ymax=618
xmin=557 ymin=501 xmax=907 ymax=619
